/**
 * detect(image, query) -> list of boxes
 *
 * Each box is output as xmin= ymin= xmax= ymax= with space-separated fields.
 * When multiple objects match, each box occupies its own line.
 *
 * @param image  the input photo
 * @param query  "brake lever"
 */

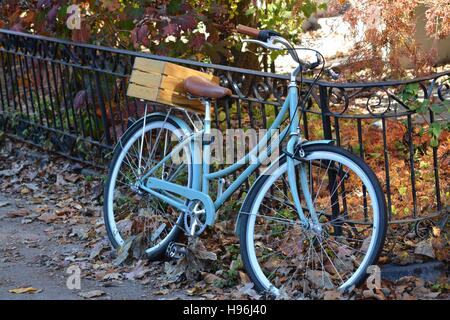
xmin=308 ymin=61 xmax=321 ymax=69
xmin=242 ymin=38 xmax=284 ymax=51
xmin=325 ymin=68 xmax=340 ymax=80
xmin=307 ymin=53 xmax=322 ymax=70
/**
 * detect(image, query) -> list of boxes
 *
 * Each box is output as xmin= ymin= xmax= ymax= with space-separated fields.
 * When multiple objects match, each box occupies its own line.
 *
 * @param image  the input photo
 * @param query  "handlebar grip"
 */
xmin=236 ymin=24 xmax=260 ymax=38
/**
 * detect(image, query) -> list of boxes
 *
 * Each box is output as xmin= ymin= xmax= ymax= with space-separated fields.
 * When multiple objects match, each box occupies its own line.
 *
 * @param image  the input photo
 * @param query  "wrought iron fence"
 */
xmin=0 ymin=29 xmax=448 ymax=224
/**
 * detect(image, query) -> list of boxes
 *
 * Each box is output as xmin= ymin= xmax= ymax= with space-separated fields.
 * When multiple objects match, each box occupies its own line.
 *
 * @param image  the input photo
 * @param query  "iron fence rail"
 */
xmin=0 ymin=29 xmax=448 ymax=224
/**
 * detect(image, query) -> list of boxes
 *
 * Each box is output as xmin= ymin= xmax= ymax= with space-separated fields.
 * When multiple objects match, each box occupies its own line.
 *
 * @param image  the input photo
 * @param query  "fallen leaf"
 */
xmin=0 ymin=201 xmax=9 ymax=208
xmin=38 ymin=212 xmax=59 ymax=223
xmin=55 ymin=174 xmax=67 ymax=186
xmin=431 ymin=237 xmax=448 ymax=261
xmin=78 ymin=290 xmax=105 ymax=299
xmin=395 ymin=250 xmax=415 ymax=265
xmin=186 ymin=286 xmax=203 ymax=295
xmin=69 ymin=226 xmax=89 ymax=240
xmin=431 ymin=227 xmax=441 ymax=238
xmin=64 ymin=173 xmax=80 ymax=183
xmin=238 ymin=283 xmax=261 ymax=299
xmin=0 ymin=164 xmax=25 ymax=177
xmin=422 ymin=291 xmax=440 ymax=299
xmin=362 ymin=288 xmax=386 ymax=300
xmin=113 ymin=237 xmax=134 ymax=266
xmin=323 ymin=290 xmax=342 ymax=300
xmin=202 ymin=272 xmax=221 ymax=284
xmin=400 ymin=292 xmax=416 ymax=300
xmin=189 ymin=239 xmax=217 ymax=261
xmin=124 ymin=260 xmax=150 ymax=280
xmin=164 ymin=260 xmax=188 ymax=282
xmin=239 ymin=271 xmax=251 ymax=284
xmin=89 ymin=240 xmax=108 ymax=259
xmin=163 ymin=239 xmax=217 ymax=282
xmin=102 ymin=272 xmax=122 ymax=281
xmin=100 ymin=0 xmax=121 ymax=12
xmin=403 ymin=239 xmax=417 ymax=247
xmin=24 ymin=183 xmax=39 ymax=191
xmin=7 ymin=209 xmax=29 ymax=218
xmin=55 ymin=208 xmax=71 ymax=216
xmin=414 ymin=240 xmax=435 ymax=259
xmin=21 ymin=217 xmax=34 ymax=224
xmin=9 ymin=287 xmax=40 ymax=294
xmin=306 ymin=270 xmax=334 ymax=289
xmin=20 ymin=187 xmax=31 ymax=195
xmin=154 ymin=288 xmax=169 ymax=295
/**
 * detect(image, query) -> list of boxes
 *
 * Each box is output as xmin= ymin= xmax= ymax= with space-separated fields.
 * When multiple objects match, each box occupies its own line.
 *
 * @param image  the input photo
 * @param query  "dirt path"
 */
xmin=0 ymin=137 xmax=198 ymax=300
xmin=0 ymin=193 xmax=170 ymax=300
xmin=0 ymin=138 xmax=230 ymax=300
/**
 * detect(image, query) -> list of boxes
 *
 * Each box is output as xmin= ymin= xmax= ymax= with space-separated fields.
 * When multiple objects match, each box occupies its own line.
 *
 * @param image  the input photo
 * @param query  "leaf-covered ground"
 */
xmin=0 ymin=135 xmax=448 ymax=300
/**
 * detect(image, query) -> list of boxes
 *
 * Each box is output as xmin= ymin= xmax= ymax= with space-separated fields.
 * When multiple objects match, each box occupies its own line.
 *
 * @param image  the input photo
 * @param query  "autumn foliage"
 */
xmin=0 ymin=0 xmax=321 ymax=69
xmin=341 ymin=0 xmax=450 ymax=79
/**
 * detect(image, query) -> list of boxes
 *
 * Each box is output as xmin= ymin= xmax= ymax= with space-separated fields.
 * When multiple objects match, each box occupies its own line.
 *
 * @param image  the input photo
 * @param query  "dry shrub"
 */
xmin=338 ymin=0 xmax=450 ymax=80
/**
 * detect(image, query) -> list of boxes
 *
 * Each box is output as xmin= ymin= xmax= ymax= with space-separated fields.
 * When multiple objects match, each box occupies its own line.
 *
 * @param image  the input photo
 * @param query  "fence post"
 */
xmin=93 ymin=70 xmax=112 ymax=145
xmin=318 ymin=85 xmax=342 ymax=233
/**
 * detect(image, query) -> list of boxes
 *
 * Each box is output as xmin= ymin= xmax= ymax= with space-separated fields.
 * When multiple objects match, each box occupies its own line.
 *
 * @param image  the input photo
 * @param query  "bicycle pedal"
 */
xmin=166 ymin=242 xmax=187 ymax=259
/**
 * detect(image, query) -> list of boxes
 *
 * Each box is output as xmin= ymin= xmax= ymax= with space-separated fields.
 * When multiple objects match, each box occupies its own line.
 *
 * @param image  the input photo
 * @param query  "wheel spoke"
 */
xmin=105 ymin=119 xmax=191 ymax=256
xmin=242 ymin=148 xmax=384 ymax=298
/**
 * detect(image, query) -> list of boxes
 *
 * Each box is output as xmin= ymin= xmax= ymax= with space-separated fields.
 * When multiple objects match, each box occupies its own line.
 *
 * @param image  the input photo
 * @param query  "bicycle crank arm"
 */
xmin=143 ymin=178 xmax=217 ymax=226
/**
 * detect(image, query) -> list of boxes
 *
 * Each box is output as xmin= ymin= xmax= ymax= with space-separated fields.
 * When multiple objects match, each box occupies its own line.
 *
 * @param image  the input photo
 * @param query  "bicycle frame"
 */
xmin=137 ymin=66 xmax=322 ymax=230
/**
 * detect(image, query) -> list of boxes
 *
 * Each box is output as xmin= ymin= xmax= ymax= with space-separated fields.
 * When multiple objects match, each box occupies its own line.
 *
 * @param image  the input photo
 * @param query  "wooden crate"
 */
xmin=127 ymin=57 xmax=219 ymax=114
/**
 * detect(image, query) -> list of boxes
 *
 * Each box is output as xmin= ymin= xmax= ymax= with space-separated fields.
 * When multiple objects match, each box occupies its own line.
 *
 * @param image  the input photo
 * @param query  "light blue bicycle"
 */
xmin=103 ymin=25 xmax=387 ymax=297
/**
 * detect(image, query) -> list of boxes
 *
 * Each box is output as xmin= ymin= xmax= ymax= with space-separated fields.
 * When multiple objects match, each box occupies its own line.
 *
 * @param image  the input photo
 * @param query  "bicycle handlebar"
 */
xmin=236 ymin=24 xmax=260 ymax=38
xmin=236 ymin=24 xmax=324 ymax=73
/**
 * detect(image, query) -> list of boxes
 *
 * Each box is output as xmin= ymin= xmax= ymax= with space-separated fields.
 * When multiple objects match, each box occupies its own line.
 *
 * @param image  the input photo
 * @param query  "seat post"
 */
xmin=202 ymin=99 xmax=212 ymax=194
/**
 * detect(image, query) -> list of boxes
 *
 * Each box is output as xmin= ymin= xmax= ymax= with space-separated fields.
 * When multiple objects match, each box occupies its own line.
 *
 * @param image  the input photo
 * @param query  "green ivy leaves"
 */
xmin=401 ymin=82 xmax=449 ymax=148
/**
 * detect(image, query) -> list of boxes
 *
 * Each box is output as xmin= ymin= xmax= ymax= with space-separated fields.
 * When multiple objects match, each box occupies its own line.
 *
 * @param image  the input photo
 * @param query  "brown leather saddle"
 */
xmin=183 ymin=76 xmax=232 ymax=99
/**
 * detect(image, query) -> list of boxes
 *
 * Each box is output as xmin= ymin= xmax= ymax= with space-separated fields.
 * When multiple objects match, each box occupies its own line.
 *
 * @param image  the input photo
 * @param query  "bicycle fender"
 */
xmin=300 ymin=140 xmax=334 ymax=147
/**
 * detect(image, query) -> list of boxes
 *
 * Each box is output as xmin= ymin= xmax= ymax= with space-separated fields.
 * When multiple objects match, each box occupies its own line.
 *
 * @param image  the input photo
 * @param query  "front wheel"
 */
xmin=238 ymin=144 xmax=387 ymax=298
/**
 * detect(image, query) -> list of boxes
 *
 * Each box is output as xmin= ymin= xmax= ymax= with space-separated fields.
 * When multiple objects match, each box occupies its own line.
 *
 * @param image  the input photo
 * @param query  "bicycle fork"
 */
xmin=286 ymin=83 xmax=321 ymax=233
xmin=286 ymin=142 xmax=320 ymax=232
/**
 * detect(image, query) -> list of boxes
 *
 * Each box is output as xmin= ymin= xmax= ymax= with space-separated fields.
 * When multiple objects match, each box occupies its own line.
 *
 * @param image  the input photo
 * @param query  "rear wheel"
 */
xmin=239 ymin=144 xmax=387 ymax=297
xmin=103 ymin=115 xmax=192 ymax=259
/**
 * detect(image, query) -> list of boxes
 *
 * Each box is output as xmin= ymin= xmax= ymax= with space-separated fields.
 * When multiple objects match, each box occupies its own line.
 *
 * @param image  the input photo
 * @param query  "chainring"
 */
xmin=183 ymin=200 xmax=207 ymax=236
